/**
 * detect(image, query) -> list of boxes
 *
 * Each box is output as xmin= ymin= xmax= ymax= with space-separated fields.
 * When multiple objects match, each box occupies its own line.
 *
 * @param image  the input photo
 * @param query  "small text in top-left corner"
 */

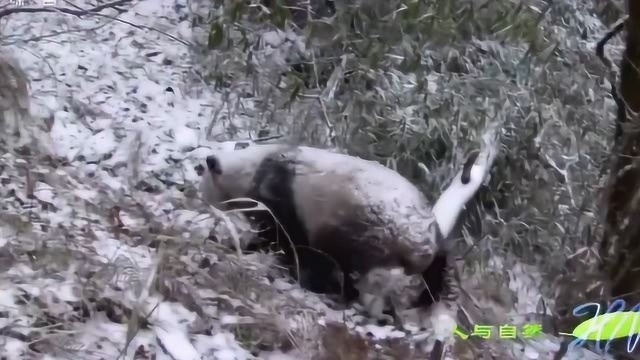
xmin=6 ymin=0 xmax=25 ymax=6
xmin=4 ymin=0 xmax=58 ymax=7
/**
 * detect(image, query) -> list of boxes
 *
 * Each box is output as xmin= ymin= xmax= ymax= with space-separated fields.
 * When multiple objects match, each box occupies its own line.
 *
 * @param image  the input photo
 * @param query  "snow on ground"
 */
xmin=1 ymin=1 xmax=420 ymax=359
xmin=0 ymin=0 xmax=618 ymax=359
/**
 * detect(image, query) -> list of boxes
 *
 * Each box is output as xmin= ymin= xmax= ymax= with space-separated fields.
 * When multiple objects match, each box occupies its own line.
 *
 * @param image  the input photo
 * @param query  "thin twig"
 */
xmin=92 ymin=12 xmax=192 ymax=47
xmin=0 ymin=0 xmax=132 ymax=20
xmin=311 ymin=51 xmax=335 ymax=144
xmin=85 ymin=0 xmax=133 ymax=13
xmin=1 ymin=23 xmax=111 ymax=46
xmin=252 ymin=134 xmax=283 ymax=142
xmin=596 ymin=20 xmax=625 ymax=68
xmin=68 ymin=0 xmax=192 ymax=47
xmin=0 ymin=0 xmax=191 ymax=47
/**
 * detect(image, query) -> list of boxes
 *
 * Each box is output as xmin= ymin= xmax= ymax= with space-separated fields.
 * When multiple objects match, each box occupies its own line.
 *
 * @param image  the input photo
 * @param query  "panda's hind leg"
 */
xmin=290 ymin=246 xmax=347 ymax=296
xmin=413 ymin=252 xmax=460 ymax=335
xmin=307 ymin=221 xmax=378 ymax=304
xmin=415 ymin=252 xmax=449 ymax=307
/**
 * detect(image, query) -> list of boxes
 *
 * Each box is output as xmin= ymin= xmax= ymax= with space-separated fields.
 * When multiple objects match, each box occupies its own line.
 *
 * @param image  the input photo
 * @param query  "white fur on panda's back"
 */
xmin=291 ymin=147 xmax=439 ymax=252
xmin=295 ymin=147 xmax=427 ymax=207
xmin=207 ymin=143 xmax=427 ymax=211
xmin=203 ymin=144 xmax=440 ymax=258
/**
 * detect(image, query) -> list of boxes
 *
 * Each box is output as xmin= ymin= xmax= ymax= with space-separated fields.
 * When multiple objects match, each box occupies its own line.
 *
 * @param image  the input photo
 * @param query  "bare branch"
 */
xmin=0 ymin=0 xmax=191 ymax=47
xmin=1 ymin=23 xmax=110 ymax=46
xmin=87 ymin=0 xmax=132 ymax=13
xmin=596 ymin=20 xmax=625 ymax=68
xmin=90 ymin=12 xmax=192 ymax=47
xmin=0 ymin=0 xmax=133 ymax=20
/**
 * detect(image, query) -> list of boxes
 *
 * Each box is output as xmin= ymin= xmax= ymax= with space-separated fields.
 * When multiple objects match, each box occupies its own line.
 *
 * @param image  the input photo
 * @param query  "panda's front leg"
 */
xmin=352 ymin=268 xmax=400 ymax=325
xmin=291 ymin=246 xmax=361 ymax=301
xmin=414 ymin=253 xmax=460 ymax=356
xmin=356 ymin=292 xmax=394 ymax=325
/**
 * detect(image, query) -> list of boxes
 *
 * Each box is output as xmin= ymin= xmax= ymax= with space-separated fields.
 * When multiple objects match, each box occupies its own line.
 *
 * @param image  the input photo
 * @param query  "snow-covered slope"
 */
xmin=0 ymin=1 xmax=417 ymax=358
xmin=0 ymin=0 xmax=618 ymax=359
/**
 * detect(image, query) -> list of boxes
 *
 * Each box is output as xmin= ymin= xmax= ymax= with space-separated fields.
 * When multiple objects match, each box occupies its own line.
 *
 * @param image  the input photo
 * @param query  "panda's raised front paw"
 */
xmin=358 ymin=292 xmax=395 ymax=324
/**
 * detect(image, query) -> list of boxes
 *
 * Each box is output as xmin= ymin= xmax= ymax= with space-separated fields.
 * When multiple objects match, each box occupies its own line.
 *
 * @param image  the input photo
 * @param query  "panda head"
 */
xmin=200 ymin=143 xmax=285 ymax=209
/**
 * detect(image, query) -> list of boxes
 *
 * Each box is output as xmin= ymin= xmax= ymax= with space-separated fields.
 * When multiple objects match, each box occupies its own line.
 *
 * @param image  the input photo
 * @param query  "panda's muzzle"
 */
xmin=206 ymin=155 xmax=222 ymax=175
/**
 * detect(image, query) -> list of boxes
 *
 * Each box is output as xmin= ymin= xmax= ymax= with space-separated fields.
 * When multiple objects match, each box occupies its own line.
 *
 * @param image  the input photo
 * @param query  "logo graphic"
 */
xmin=454 ymin=323 xmax=543 ymax=340
xmin=562 ymin=299 xmax=640 ymax=354
xmin=451 ymin=299 xmax=640 ymax=354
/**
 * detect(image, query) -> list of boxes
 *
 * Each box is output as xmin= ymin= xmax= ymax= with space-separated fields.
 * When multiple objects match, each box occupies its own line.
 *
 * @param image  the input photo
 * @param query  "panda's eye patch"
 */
xmin=206 ymin=155 xmax=222 ymax=174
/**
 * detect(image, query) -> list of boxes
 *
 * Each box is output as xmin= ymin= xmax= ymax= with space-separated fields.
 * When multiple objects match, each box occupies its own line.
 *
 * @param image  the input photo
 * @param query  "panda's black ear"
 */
xmin=206 ymin=155 xmax=222 ymax=174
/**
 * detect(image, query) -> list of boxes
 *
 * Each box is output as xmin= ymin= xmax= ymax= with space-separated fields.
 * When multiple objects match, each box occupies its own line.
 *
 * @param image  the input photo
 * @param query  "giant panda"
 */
xmin=199 ymin=143 xmax=489 ymax=308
